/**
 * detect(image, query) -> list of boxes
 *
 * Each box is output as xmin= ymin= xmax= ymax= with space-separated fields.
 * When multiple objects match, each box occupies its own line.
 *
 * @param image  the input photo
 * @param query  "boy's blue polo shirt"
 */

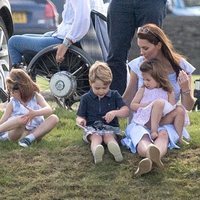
xmin=77 ymin=89 xmax=126 ymax=127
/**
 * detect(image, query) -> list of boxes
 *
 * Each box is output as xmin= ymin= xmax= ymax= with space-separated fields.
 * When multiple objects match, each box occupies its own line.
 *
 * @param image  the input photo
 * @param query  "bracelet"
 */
xmin=181 ymin=89 xmax=191 ymax=95
xmin=63 ymin=38 xmax=72 ymax=48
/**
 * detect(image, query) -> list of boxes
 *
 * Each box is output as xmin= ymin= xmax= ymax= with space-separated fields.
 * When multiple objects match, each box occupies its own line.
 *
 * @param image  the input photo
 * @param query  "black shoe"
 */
xmin=12 ymin=63 xmax=23 ymax=69
xmin=18 ymin=137 xmax=32 ymax=147
xmin=12 ymin=64 xmax=27 ymax=72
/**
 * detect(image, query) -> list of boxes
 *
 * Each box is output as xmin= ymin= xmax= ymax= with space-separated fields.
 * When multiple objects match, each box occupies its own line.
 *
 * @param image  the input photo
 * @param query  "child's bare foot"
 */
xmin=182 ymin=139 xmax=190 ymax=145
xmin=151 ymin=132 xmax=158 ymax=140
xmin=178 ymin=137 xmax=183 ymax=144
xmin=177 ymin=138 xmax=189 ymax=145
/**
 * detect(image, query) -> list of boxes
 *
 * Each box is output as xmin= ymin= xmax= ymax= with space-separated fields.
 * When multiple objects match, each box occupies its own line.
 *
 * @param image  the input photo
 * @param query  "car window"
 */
xmin=9 ymin=0 xmax=46 ymax=3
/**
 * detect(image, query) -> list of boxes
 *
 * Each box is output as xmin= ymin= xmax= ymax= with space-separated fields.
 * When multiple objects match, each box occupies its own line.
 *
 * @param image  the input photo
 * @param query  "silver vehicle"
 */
xmin=167 ymin=0 xmax=200 ymax=16
xmin=0 ymin=0 xmax=13 ymax=102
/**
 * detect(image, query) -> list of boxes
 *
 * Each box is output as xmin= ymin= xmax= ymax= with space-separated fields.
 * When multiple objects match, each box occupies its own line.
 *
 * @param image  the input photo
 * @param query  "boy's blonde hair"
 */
xmin=89 ymin=61 xmax=113 ymax=85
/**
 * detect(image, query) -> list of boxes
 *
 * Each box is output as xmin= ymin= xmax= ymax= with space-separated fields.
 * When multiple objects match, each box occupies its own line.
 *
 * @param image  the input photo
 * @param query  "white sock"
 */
xmin=25 ymin=134 xmax=36 ymax=142
xmin=0 ymin=132 xmax=9 ymax=141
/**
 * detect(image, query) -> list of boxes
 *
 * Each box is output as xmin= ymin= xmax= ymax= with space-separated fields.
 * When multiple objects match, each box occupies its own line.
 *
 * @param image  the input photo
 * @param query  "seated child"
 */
xmin=0 ymin=69 xmax=59 ymax=147
xmin=76 ymin=61 xmax=129 ymax=164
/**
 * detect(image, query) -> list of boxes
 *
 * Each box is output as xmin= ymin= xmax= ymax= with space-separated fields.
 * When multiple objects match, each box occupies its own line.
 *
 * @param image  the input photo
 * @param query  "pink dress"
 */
xmin=132 ymin=87 xmax=176 ymax=125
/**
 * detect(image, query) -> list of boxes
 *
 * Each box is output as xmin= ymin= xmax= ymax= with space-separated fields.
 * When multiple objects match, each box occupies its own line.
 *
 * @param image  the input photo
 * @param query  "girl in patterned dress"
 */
xmin=131 ymin=59 xmax=188 ymax=144
xmin=0 ymin=69 xmax=59 ymax=147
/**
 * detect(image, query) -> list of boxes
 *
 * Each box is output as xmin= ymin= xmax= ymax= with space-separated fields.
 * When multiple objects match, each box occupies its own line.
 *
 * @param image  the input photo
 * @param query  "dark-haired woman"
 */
xmin=122 ymin=23 xmax=195 ymax=176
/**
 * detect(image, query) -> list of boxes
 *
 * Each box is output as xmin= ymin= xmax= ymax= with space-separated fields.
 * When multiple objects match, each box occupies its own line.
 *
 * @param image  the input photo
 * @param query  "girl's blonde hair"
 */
xmin=89 ymin=61 xmax=112 ymax=85
xmin=140 ymin=59 xmax=173 ymax=92
xmin=137 ymin=23 xmax=184 ymax=79
xmin=6 ymin=69 xmax=40 ymax=102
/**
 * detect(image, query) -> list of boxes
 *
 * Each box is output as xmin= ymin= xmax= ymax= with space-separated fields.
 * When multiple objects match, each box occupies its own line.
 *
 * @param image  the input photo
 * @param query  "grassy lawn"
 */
xmin=0 ymin=75 xmax=200 ymax=200
xmin=0 ymin=102 xmax=200 ymax=200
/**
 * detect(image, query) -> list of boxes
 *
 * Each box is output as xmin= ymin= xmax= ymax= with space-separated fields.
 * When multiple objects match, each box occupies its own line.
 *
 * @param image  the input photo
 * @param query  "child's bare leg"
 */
xmin=173 ymin=106 xmax=185 ymax=143
xmin=103 ymin=133 xmax=117 ymax=145
xmin=89 ymin=134 xmax=103 ymax=153
xmin=0 ymin=116 xmax=27 ymax=141
xmin=18 ymin=114 xmax=59 ymax=147
xmin=160 ymin=107 xmax=187 ymax=144
xmin=0 ymin=116 xmax=27 ymax=132
xmin=150 ymin=100 xmax=164 ymax=140
xmin=8 ymin=128 xmax=25 ymax=141
xmin=89 ymin=134 xmax=104 ymax=164
xmin=31 ymin=114 xmax=59 ymax=139
xmin=103 ymin=133 xmax=123 ymax=162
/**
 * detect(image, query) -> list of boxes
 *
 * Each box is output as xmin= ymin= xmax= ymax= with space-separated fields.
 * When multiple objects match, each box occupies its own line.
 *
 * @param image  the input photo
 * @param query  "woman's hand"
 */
xmin=178 ymin=70 xmax=190 ymax=92
xmin=178 ymin=70 xmax=195 ymax=110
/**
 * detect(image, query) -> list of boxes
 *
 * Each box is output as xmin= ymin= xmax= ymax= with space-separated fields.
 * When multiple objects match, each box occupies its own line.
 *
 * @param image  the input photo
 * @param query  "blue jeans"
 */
xmin=107 ymin=0 xmax=167 ymax=95
xmin=8 ymin=31 xmax=62 ymax=66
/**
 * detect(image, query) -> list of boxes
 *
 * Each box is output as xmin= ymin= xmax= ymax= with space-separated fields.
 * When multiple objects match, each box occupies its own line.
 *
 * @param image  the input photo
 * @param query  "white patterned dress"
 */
xmin=132 ymin=87 xmax=176 ymax=126
xmin=10 ymin=95 xmax=44 ymax=131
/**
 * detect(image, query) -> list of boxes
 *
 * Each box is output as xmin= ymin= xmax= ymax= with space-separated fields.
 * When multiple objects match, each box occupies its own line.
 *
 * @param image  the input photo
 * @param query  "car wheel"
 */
xmin=0 ymin=16 xmax=10 ymax=91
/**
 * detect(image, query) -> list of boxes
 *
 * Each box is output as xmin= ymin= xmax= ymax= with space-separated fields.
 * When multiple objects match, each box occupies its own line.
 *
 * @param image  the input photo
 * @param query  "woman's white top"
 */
xmin=128 ymin=56 xmax=196 ymax=102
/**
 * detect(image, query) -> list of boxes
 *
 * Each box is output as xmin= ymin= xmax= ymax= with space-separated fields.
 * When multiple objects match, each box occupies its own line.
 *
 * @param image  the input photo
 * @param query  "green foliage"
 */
xmin=0 ymin=105 xmax=200 ymax=200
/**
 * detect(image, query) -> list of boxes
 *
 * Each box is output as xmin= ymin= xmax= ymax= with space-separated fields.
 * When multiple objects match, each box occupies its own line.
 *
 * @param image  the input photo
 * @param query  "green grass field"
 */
xmin=0 ymin=104 xmax=200 ymax=200
xmin=0 ymin=75 xmax=200 ymax=199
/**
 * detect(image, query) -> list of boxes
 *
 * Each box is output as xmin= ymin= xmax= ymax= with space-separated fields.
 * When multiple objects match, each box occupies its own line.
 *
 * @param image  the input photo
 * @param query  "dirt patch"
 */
xmin=128 ymin=15 xmax=200 ymax=74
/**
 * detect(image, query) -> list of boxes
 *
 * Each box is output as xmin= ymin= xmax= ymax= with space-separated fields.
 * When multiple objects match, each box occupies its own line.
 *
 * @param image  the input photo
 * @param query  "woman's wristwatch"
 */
xmin=63 ymin=38 xmax=72 ymax=48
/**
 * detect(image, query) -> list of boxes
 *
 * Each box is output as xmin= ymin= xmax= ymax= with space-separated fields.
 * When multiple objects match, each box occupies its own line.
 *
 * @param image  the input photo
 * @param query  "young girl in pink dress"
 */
xmin=131 ymin=59 xmax=189 ymax=144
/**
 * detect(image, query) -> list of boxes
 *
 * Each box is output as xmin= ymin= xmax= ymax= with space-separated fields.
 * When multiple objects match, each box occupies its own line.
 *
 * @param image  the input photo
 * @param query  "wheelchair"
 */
xmin=0 ymin=10 xmax=109 ymax=109
xmin=193 ymin=79 xmax=200 ymax=111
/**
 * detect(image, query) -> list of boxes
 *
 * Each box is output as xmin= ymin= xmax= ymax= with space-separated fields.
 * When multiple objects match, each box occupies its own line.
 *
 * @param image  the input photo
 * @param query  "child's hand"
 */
xmin=103 ymin=111 xmax=116 ymax=123
xmin=151 ymin=132 xmax=158 ymax=140
xmin=76 ymin=117 xmax=86 ymax=127
xmin=20 ymin=115 xmax=29 ymax=124
xmin=141 ymin=102 xmax=150 ymax=107
xmin=25 ymin=107 xmax=36 ymax=122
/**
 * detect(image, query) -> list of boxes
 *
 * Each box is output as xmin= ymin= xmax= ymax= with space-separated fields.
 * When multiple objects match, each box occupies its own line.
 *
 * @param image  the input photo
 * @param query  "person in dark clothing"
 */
xmin=106 ymin=0 xmax=167 ymax=95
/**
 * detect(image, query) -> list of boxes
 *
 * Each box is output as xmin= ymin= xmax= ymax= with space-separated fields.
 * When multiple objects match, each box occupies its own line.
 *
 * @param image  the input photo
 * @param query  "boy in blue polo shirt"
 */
xmin=76 ymin=61 xmax=129 ymax=164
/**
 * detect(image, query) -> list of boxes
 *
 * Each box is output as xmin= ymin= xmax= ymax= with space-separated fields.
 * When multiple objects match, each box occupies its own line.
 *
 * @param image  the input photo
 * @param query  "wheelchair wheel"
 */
xmin=26 ymin=44 xmax=94 ymax=109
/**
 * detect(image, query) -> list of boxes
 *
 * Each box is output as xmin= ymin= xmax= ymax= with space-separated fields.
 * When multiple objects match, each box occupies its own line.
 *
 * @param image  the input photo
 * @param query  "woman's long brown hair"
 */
xmin=137 ymin=23 xmax=184 ymax=79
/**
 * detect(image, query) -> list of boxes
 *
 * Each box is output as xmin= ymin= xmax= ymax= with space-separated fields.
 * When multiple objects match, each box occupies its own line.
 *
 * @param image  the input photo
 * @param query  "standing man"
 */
xmin=106 ymin=0 xmax=167 ymax=95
